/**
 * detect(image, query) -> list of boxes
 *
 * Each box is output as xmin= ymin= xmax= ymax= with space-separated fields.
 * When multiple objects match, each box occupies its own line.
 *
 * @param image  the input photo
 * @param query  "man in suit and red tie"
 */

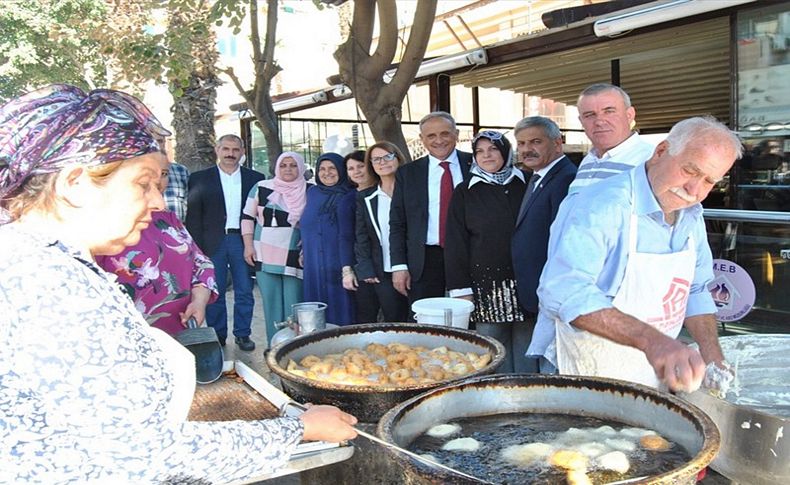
xmin=186 ymin=134 xmax=265 ymax=350
xmin=511 ymin=117 xmax=577 ymax=372
xmin=390 ymin=112 xmax=472 ymax=309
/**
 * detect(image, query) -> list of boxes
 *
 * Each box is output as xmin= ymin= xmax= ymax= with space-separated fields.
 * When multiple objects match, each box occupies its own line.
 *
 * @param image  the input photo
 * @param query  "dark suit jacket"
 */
xmin=389 ymin=150 xmax=472 ymax=282
xmin=354 ymin=186 xmax=386 ymax=280
xmin=185 ymin=165 xmax=265 ymax=257
xmin=512 ymin=156 xmax=577 ymax=314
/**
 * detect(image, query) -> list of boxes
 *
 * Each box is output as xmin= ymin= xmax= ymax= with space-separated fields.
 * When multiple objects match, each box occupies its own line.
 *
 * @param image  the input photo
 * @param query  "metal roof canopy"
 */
xmin=452 ymin=15 xmax=732 ymax=133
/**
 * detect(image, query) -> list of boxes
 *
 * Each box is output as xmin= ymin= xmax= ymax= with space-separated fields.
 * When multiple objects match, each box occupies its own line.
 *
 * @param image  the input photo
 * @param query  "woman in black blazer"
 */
xmin=353 ymin=142 xmax=409 ymax=322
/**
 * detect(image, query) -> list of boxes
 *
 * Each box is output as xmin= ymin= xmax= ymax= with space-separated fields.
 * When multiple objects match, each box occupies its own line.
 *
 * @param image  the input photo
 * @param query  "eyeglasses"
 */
xmin=371 ymin=152 xmax=397 ymax=164
xmin=473 ymin=130 xmax=505 ymax=143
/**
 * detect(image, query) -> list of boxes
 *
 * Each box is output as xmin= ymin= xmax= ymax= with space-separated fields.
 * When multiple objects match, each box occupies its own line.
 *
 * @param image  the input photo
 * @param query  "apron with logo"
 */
xmin=555 ymin=201 xmax=696 ymax=388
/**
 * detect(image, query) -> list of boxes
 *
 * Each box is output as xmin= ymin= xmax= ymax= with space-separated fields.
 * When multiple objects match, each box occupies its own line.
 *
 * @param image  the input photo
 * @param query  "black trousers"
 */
xmin=374 ymin=272 xmax=409 ymax=322
xmin=407 ymin=245 xmax=447 ymax=320
xmin=355 ymin=280 xmax=380 ymax=323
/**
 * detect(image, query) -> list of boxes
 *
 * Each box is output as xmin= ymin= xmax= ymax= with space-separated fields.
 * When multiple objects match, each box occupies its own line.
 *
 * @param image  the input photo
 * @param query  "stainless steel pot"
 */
xmin=680 ymin=334 xmax=790 ymax=485
xmin=266 ymin=322 xmax=506 ymax=422
xmin=378 ymin=374 xmax=720 ymax=484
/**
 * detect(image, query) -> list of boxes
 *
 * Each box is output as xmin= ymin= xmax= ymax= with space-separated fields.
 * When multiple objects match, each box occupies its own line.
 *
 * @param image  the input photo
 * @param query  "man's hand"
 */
xmin=643 ymin=334 xmax=706 ymax=392
xmin=300 ymin=405 xmax=358 ymax=442
xmin=392 ymin=270 xmax=411 ymax=297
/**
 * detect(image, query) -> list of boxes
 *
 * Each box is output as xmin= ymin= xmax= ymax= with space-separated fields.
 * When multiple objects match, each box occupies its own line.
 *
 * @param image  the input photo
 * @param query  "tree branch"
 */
xmin=220 ymin=66 xmax=254 ymax=109
xmin=249 ymin=0 xmax=262 ymax=68
xmin=370 ymin=0 xmax=398 ymax=73
xmin=389 ymin=0 xmax=437 ymax=95
xmin=260 ymin=0 xmax=281 ymax=82
xmin=352 ymin=0 xmax=375 ymax=55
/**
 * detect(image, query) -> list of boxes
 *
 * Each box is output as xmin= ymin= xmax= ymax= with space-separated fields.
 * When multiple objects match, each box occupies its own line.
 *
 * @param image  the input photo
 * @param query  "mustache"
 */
xmin=669 ymin=187 xmax=696 ymax=203
xmin=521 ymin=152 xmax=540 ymax=158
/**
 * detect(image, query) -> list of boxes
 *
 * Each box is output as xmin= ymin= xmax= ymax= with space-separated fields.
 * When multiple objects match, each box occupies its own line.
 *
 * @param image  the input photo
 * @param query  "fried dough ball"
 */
xmin=566 ymin=469 xmax=593 ymax=485
xmin=387 ymin=342 xmax=411 ymax=353
xmin=402 ymin=377 xmax=418 ymax=386
xmin=289 ymin=369 xmax=307 ymax=378
xmin=309 ymin=360 xmax=334 ymax=375
xmin=287 ymin=359 xmax=299 ymax=371
xmin=426 ymin=365 xmax=446 ymax=381
xmin=300 ymin=355 xmax=322 ymax=367
xmin=386 ymin=352 xmax=408 ymax=365
xmin=389 ymin=368 xmax=410 ymax=382
xmin=640 ymin=434 xmax=672 ymax=451
xmin=366 ymin=343 xmax=389 ymax=358
xmin=345 ymin=361 xmax=364 ymax=376
xmin=549 ymin=450 xmax=589 ymax=471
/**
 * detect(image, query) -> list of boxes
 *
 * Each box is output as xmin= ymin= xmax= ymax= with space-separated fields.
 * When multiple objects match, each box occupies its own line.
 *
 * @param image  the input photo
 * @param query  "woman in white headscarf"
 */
xmin=444 ymin=130 xmax=527 ymax=372
xmin=242 ymin=151 xmax=311 ymax=346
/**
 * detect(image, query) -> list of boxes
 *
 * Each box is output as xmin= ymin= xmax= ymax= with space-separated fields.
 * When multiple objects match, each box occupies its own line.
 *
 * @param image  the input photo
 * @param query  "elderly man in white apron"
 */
xmin=535 ymin=116 xmax=742 ymax=392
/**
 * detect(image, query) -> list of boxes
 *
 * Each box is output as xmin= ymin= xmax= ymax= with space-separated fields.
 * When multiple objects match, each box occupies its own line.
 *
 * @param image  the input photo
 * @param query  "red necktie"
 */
xmin=439 ymin=161 xmax=453 ymax=247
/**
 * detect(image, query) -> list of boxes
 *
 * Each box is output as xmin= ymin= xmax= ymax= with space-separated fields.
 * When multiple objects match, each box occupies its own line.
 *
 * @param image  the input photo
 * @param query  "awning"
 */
xmin=452 ymin=16 xmax=731 ymax=133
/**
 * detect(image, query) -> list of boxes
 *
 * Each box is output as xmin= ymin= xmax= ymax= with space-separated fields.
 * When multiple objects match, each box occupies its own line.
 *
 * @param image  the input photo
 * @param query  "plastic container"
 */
xmin=411 ymin=298 xmax=474 ymax=329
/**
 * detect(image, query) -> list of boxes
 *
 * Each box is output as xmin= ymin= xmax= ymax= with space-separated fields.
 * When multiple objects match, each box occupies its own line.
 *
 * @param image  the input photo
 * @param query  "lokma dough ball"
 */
xmin=640 ymin=434 xmax=672 ymax=451
xmin=603 ymin=438 xmax=637 ymax=453
xmin=549 ymin=449 xmax=589 ymax=471
xmin=426 ymin=423 xmax=462 ymax=438
xmin=442 ymin=437 xmax=481 ymax=452
xmin=501 ymin=442 xmax=555 ymax=466
xmin=596 ymin=450 xmax=630 ymax=474
xmin=566 ymin=469 xmax=594 ymax=485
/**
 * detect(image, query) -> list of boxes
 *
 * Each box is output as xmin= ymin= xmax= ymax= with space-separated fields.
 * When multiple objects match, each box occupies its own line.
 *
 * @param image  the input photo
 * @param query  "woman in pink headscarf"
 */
xmin=242 ymin=151 xmax=311 ymax=346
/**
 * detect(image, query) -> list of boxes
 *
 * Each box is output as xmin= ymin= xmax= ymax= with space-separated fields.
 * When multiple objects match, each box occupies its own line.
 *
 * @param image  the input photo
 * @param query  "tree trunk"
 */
xmin=168 ymin=0 xmax=220 ymax=172
xmin=171 ymin=73 xmax=219 ymax=171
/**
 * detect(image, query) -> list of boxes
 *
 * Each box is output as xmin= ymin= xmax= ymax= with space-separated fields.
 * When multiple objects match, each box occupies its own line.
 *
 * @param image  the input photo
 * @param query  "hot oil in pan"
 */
xmin=409 ymin=413 xmax=692 ymax=484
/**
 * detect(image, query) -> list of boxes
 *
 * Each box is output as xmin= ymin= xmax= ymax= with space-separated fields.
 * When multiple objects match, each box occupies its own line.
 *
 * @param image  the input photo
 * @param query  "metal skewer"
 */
xmin=283 ymin=401 xmax=493 ymax=484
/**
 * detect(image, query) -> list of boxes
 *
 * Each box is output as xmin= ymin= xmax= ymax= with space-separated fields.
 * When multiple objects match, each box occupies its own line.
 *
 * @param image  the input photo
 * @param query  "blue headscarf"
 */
xmin=315 ymin=152 xmax=352 ymax=223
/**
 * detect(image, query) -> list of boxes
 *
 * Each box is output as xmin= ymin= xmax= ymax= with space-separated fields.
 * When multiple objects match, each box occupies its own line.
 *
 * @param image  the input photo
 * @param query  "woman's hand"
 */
xmin=300 ymin=405 xmax=358 ymax=442
xmin=342 ymin=266 xmax=358 ymax=291
xmin=243 ymin=245 xmax=255 ymax=266
xmin=242 ymin=233 xmax=255 ymax=266
xmin=180 ymin=285 xmax=212 ymax=327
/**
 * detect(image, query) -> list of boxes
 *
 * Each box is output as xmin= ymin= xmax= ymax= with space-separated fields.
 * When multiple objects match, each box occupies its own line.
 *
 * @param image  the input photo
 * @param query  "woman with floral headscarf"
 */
xmin=0 ymin=85 xmax=357 ymax=484
xmin=300 ymin=152 xmax=357 ymax=325
xmin=95 ymin=150 xmax=219 ymax=336
xmin=444 ymin=130 xmax=527 ymax=372
xmin=241 ymin=151 xmax=311 ymax=345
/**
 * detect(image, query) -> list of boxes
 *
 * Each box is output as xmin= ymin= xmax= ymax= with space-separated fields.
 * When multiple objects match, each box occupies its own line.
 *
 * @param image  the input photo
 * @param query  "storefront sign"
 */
xmin=709 ymin=259 xmax=756 ymax=322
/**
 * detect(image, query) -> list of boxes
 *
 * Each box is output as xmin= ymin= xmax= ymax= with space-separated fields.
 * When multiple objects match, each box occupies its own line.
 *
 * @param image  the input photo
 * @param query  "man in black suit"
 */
xmin=390 ymin=112 xmax=472 ymax=308
xmin=511 ymin=117 xmax=577 ymax=371
xmin=186 ymin=134 xmax=265 ymax=350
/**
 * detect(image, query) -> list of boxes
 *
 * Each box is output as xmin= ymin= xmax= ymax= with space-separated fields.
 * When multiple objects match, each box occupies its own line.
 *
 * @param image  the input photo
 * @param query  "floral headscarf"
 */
xmin=0 ymin=84 xmax=171 ymax=223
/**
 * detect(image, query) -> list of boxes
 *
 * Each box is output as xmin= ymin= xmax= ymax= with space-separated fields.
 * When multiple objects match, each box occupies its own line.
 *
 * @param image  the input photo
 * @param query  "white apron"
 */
xmin=555 ymin=206 xmax=696 ymax=389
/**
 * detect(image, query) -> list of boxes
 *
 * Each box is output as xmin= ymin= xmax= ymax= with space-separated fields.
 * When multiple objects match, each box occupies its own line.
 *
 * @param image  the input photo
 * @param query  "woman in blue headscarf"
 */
xmin=300 ymin=152 xmax=357 ymax=325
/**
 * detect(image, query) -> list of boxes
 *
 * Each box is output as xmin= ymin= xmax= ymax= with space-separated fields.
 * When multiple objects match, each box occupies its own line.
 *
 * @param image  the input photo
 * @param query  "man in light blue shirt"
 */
xmin=532 ymin=117 xmax=742 ymax=391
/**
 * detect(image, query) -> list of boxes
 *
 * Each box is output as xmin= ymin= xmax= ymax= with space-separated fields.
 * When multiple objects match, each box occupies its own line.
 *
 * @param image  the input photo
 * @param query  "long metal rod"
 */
xmin=283 ymin=401 xmax=493 ymax=484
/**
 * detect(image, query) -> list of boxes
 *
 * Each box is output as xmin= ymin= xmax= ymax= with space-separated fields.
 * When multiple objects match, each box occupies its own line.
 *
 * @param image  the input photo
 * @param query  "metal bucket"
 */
xmin=175 ymin=318 xmax=223 ymax=384
xmin=292 ymin=301 xmax=327 ymax=333
xmin=680 ymin=334 xmax=790 ymax=485
xmin=378 ymin=374 xmax=720 ymax=484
